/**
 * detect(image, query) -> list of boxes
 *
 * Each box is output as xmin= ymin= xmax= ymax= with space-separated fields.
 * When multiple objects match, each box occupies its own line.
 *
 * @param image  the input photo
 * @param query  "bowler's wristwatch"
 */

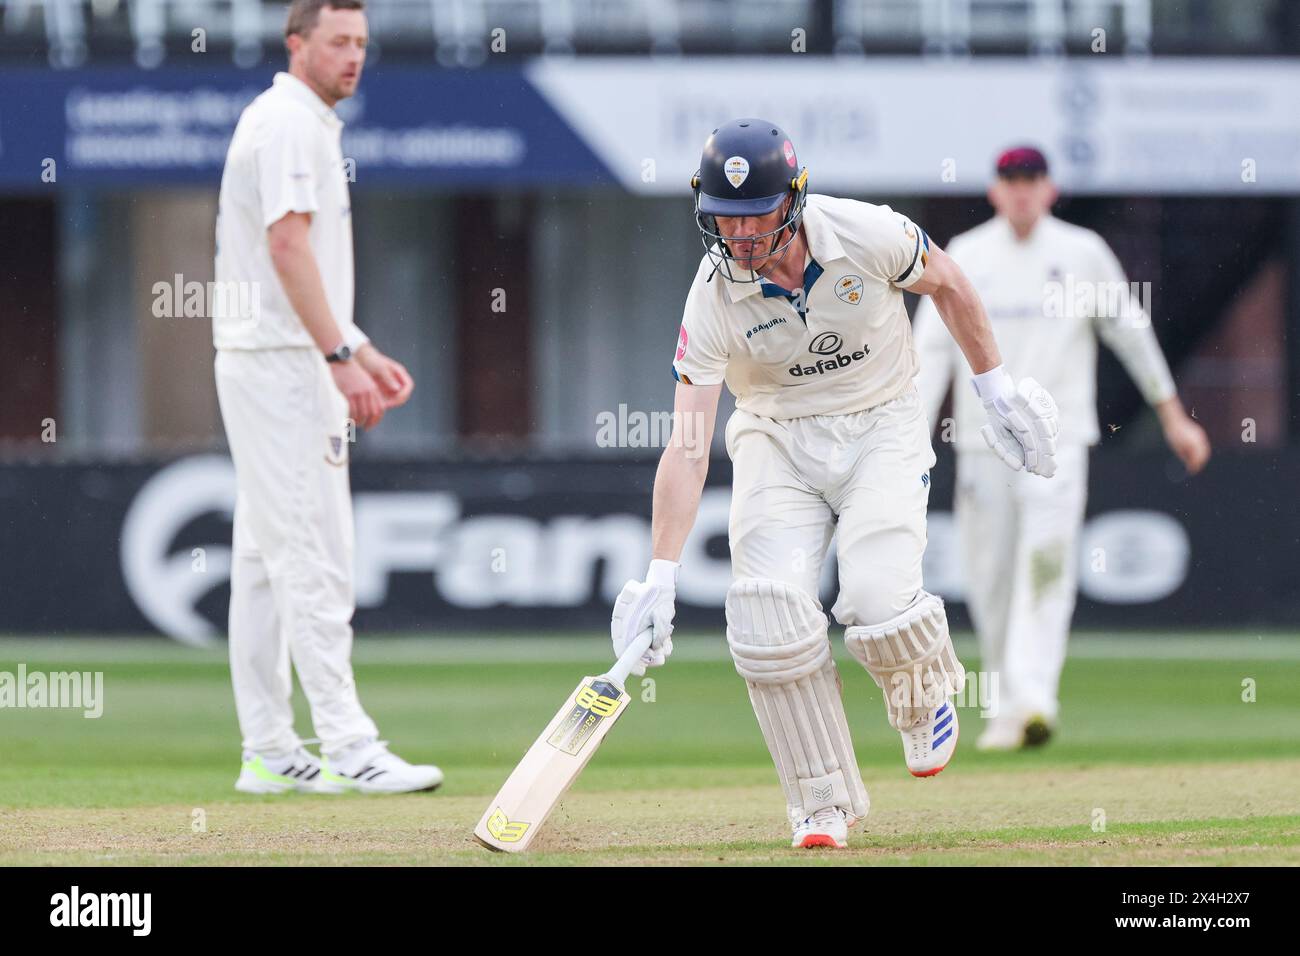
xmin=325 ymin=343 xmax=352 ymax=364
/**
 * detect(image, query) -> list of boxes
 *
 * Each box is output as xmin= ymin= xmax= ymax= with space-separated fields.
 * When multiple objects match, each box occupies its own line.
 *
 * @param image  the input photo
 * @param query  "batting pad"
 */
xmin=726 ymin=578 xmax=870 ymax=821
xmin=844 ymin=591 xmax=965 ymax=731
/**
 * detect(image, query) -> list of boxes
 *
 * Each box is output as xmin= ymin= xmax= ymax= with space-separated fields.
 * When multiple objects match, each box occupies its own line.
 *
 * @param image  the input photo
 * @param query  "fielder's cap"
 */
xmin=995 ymin=146 xmax=1049 ymax=178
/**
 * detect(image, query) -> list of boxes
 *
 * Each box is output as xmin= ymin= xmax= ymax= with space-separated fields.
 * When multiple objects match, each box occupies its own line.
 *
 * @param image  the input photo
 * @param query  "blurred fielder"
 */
xmin=912 ymin=147 xmax=1211 ymax=751
xmin=610 ymin=119 xmax=1060 ymax=848
xmin=214 ymin=0 xmax=442 ymax=794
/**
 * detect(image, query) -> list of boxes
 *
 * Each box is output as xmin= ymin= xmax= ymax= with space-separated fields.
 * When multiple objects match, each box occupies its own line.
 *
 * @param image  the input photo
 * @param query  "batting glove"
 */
xmin=610 ymin=559 xmax=678 ymax=677
xmin=973 ymin=365 xmax=1060 ymax=478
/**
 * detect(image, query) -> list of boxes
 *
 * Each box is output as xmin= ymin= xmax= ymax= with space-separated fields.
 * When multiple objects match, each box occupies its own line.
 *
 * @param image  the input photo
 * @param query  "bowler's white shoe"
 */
xmin=235 ymin=747 xmax=328 ymax=794
xmin=320 ymin=737 xmax=444 ymax=794
xmin=975 ymin=715 xmax=1025 ymax=751
xmin=791 ymin=806 xmax=851 ymax=849
xmin=902 ymin=701 xmax=959 ymax=776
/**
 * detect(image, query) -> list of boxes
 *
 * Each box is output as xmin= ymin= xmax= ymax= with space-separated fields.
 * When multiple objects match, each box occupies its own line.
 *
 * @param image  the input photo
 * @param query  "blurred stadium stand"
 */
xmin=1 ymin=0 xmax=1297 ymax=67
xmin=0 ymin=0 xmax=1297 ymax=460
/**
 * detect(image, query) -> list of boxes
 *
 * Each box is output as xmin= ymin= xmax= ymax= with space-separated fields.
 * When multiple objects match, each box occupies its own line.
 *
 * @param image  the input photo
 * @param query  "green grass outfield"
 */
xmin=1 ymin=632 xmax=1298 ymax=866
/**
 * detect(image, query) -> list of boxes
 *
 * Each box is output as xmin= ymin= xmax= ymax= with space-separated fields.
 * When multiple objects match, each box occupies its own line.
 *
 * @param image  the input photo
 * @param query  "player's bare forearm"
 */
xmin=650 ymin=383 xmax=721 ymax=561
xmin=267 ymin=212 xmax=346 ymax=353
xmin=909 ymin=245 xmax=1002 ymax=375
xmin=651 ymin=446 xmax=708 ymax=561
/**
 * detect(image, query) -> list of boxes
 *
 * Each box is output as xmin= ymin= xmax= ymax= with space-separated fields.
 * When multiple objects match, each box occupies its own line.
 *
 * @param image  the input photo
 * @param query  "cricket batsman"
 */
xmin=213 ymin=0 xmax=442 ymax=794
xmin=609 ymin=120 xmax=1060 ymax=848
xmin=912 ymin=146 xmax=1211 ymax=751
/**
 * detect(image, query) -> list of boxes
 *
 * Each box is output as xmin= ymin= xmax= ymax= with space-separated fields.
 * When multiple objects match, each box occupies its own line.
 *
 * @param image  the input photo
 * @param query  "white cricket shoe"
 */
xmin=791 ymin=806 xmax=851 ymax=849
xmin=975 ymin=715 xmax=1025 ymax=751
xmin=901 ymin=700 xmax=959 ymax=777
xmin=319 ymin=737 xmax=444 ymax=794
xmin=235 ymin=746 xmax=329 ymax=794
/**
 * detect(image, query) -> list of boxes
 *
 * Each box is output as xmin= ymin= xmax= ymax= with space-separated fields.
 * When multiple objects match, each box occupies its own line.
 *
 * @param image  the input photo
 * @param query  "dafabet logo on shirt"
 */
xmin=788 ymin=337 xmax=871 ymax=377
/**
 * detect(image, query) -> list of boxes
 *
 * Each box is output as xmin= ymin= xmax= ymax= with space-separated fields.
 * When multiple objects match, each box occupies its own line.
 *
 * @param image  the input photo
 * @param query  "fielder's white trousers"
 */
xmin=726 ymin=387 xmax=938 ymax=626
xmin=215 ymin=347 xmax=378 ymax=757
xmin=955 ymin=444 xmax=1089 ymax=723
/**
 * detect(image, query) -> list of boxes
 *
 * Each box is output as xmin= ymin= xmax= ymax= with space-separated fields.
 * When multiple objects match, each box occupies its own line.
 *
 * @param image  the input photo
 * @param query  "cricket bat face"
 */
xmin=474 ymin=674 xmax=631 ymax=853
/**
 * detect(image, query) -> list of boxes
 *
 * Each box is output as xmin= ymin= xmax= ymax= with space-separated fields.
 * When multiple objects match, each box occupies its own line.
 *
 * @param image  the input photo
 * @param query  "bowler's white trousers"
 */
xmin=215 ymin=347 xmax=379 ymax=757
xmin=955 ymin=444 xmax=1089 ymax=723
xmin=726 ymin=387 xmax=938 ymax=626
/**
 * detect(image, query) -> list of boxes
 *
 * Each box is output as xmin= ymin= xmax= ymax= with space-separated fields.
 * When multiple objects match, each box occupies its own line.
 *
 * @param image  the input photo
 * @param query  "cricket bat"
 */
xmin=473 ymin=625 xmax=655 ymax=853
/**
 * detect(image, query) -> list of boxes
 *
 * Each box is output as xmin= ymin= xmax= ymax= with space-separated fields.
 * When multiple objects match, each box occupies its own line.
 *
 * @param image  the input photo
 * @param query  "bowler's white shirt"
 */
xmin=913 ymin=214 xmax=1175 ymax=449
xmin=214 ymin=72 xmax=367 ymax=352
xmin=672 ymin=194 xmax=931 ymax=419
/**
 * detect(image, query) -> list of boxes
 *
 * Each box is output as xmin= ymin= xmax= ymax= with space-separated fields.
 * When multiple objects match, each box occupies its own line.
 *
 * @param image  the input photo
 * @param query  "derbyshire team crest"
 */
xmin=835 ymin=275 xmax=864 ymax=305
xmin=724 ymin=156 xmax=750 ymax=188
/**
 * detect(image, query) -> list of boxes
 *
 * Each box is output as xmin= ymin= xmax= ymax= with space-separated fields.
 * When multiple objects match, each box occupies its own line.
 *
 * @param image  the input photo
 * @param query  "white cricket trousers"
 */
xmin=215 ymin=347 xmax=378 ymax=757
xmin=955 ymin=444 xmax=1089 ymax=723
xmin=726 ymin=387 xmax=938 ymax=626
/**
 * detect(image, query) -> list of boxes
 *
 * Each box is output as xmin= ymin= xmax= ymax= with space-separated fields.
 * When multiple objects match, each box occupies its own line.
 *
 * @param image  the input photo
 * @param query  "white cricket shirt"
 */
xmin=671 ymin=194 xmax=931 ymax=419
xmin=912 ymin=214 xmax=1176 ymax=449
xmin=213 ymin=72 xmax=368 ymax=352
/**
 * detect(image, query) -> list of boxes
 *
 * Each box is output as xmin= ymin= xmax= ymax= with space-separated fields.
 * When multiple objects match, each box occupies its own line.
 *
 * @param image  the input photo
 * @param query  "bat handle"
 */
xmin=606 ymin=627 xmax=654 ymax=689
